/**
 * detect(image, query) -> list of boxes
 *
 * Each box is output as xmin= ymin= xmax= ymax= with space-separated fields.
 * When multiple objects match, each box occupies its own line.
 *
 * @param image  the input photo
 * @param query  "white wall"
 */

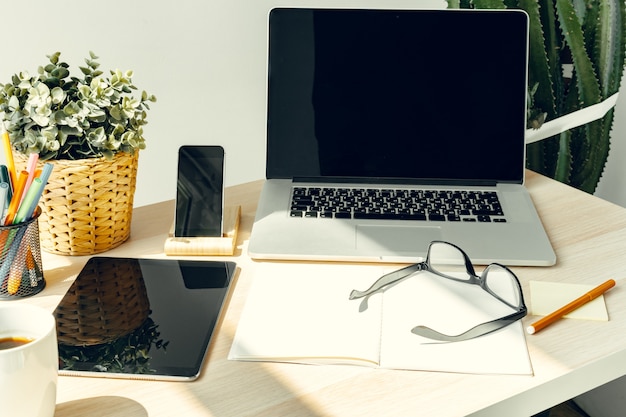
xmin=0 ymin=0 xmax=445 ymax=208
xmin=595 ymin=80 xmax=626 ymax=207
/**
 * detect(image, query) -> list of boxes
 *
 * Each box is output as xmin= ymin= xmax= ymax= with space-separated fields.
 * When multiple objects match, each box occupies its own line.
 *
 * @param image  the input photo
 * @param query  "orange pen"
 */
xmin=4 ymin=170 xmax=28 ymax=225
xmin=527 ymin=279 xmax=616 ymax=334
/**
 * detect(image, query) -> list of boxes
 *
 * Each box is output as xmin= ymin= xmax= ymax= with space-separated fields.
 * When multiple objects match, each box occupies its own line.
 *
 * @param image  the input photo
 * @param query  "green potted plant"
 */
xmin=448 ymin=0 xmax=626 ymax=194
xmin=0 ymin=52 xmax=156 ymax=255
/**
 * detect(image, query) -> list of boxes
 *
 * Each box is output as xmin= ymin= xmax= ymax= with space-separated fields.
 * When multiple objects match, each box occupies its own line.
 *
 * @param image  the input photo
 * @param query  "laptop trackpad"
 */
xmin=355 ymin=225 xmax=442 ymax=253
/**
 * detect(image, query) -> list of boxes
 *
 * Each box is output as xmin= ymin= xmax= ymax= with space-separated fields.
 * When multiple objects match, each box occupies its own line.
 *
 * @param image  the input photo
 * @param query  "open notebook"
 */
xmin=229 ymin=263 xmax=533 ymax=375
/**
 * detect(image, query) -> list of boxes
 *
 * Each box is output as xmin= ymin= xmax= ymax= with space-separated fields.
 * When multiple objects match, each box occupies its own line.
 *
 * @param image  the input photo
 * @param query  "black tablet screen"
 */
xmin=54 ymin=257 xmax=236 ymax=381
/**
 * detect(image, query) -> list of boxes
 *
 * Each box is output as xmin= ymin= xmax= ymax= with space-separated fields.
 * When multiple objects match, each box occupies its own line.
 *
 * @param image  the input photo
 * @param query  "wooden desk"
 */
xmin=21 ymin=171 xmax=626 ymax=417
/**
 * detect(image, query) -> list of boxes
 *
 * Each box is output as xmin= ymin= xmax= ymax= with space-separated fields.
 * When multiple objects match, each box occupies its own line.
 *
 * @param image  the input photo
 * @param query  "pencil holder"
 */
xmin=0 ymin=207 xmax=45 ymax=299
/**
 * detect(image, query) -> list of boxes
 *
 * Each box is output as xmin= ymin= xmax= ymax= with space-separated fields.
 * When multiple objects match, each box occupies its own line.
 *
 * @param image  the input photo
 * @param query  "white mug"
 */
xmin=0 ymin=303 xmax=58 ymax=417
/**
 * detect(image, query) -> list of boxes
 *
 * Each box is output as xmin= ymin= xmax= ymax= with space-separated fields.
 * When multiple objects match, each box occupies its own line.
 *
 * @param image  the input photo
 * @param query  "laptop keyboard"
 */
xmin=290 ymin=187 xmax=506 ymax=223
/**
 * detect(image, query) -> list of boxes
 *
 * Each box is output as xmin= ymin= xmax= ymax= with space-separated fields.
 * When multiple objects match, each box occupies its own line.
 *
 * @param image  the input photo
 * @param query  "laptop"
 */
xmin=248 ymin=7 xmax=556 ymax=266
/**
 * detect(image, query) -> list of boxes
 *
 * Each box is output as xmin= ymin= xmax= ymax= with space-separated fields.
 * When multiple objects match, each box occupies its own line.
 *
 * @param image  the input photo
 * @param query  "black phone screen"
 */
xmin=175 ymin=145 xmax=224 ymax=237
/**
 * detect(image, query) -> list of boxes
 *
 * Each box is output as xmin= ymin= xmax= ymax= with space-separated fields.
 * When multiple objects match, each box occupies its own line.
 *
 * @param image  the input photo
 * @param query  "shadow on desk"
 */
xmin=175 ymin=288 xmax=336 ymax=417
xmin=55 ymin=396 xmax=148 ymax=417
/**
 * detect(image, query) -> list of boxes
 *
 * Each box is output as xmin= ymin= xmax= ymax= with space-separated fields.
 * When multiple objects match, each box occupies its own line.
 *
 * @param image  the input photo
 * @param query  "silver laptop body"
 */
xmin=248 ymin=8 xmax=556 ymax=266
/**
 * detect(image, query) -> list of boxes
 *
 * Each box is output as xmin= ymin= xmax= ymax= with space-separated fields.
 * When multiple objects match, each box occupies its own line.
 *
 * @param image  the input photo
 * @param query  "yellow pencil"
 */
xmin=7 ymin=262 xmax=21 ymax=295
xmin=1 ymin=130 xmax=16 ymax=187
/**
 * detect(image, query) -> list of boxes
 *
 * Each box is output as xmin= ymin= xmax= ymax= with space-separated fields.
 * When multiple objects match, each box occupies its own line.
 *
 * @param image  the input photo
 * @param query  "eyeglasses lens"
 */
xmin=427 ymin=242 xmax=471 ymax=280
xmin=483 ymin=264 xmax=521 ymax=308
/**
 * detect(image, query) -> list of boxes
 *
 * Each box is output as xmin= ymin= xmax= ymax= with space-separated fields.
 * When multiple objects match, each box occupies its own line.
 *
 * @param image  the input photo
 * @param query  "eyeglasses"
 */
xmin=349 ymin=241 xmax=527 ymax=342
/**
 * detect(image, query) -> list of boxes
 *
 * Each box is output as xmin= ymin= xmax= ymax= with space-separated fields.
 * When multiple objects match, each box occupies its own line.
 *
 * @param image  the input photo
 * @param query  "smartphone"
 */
xmin=175 ymin=145 xmax=224 ymax=237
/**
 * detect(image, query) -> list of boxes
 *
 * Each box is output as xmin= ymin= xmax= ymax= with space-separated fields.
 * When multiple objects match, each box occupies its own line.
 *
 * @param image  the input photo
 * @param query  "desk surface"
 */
xmin=22 ymin=171 xmax=626 ymax=417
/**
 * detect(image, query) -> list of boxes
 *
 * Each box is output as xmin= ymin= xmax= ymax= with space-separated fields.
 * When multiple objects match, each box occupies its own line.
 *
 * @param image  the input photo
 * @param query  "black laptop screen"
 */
xmin=266 ymin=8 xmax=529 ymax=185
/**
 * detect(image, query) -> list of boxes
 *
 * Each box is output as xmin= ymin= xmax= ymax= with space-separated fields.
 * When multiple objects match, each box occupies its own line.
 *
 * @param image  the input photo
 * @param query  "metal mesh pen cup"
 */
xmin=0 ymin=207 xmax=45 ymax=299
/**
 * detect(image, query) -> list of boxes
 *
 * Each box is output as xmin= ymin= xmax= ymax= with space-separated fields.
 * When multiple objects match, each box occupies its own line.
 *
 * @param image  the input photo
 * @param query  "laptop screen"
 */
xmin=266 ymin=8 xmax=529 ymax=185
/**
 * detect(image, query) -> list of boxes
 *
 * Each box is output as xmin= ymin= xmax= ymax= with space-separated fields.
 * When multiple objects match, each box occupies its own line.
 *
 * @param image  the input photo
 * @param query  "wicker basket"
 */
xmin=53 ymin=257 xmax=150 ymax=346
xmin=15 ymin=152 xmax=139 ymax=255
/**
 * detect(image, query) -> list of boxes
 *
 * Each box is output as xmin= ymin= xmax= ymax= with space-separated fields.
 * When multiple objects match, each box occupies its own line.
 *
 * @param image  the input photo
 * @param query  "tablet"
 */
xmin=54 ymin=257 xmax=236 ymax=381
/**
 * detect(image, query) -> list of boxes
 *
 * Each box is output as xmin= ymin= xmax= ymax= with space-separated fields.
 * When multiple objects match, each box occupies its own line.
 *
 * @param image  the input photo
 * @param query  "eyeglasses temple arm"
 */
xmin=411 ymin=309 xmax=527 ymax=342
xmin=349 ymin=263 xmax=424 ymax=300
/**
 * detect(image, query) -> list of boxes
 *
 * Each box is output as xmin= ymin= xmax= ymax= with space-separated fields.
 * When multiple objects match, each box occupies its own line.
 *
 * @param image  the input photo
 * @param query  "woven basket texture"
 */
xmin=53 ymin=257 xmax=150 ymax=346
xmin=15 ymin=152 xmax=138 ymax=255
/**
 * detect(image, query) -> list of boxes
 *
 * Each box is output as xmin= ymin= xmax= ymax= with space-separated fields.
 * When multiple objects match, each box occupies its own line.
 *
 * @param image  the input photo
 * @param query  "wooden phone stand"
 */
xmin=164 ymin=206 xmax=241 ymax=256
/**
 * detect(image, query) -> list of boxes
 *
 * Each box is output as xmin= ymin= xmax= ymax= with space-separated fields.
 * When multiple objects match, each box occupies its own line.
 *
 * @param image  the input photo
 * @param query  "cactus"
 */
xmin=448 ymin=0 xmax=626 ymax=194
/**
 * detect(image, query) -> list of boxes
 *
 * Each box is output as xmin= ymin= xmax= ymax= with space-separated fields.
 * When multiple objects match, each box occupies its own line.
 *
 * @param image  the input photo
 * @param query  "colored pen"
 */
xmin=0 ymin=165 xmax=12 ymax=205
xmin=7 ymin=254 xmax=22 ymax=295
xmin=21 ymin=153 xmax=39 ymax=205
xmin=0 ymin=226 xmax=26 ymax=290
xmin=0 ymin=182 xmax=8 ymax=219
xmin=527 ymin=279 xmax=616 ymax=334
xmin=1 ymin=130 xmax=16 ymax=187
xmin=14 ymin=178 xmax=43 ymax=224
xmin=37 ymin=163 xmax=54 ymax=189
xmin=28 ymin=163 xmax=53 ymax=219
xmin=0 ymin=223 xmax=9 ymax=249
xmin=3 ymin=170 xmax=28 ymax=225
xmin=26 ymin=247 xmax=37 ymax=286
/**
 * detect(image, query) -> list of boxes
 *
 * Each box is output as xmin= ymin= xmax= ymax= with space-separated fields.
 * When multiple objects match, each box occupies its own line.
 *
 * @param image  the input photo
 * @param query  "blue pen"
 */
xmin=0 ymin=226 xmax=26 ymax=288
xmin=38 ymin=163 xmax=54 ymax=186
xmin=26 ymin=162 xmax=54 ymax=220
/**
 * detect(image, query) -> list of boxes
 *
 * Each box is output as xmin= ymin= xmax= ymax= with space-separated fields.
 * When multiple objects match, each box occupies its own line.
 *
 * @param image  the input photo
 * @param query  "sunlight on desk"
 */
xmin=19 ymin=173 xmax=626 ymax=417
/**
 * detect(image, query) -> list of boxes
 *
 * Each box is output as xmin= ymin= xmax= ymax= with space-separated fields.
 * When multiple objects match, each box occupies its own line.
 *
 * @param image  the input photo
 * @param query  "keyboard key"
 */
xmin=428 ymin=214 xmax=446 ymax=221
xmin=335 ymin=211 xmax=351 ymax=219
